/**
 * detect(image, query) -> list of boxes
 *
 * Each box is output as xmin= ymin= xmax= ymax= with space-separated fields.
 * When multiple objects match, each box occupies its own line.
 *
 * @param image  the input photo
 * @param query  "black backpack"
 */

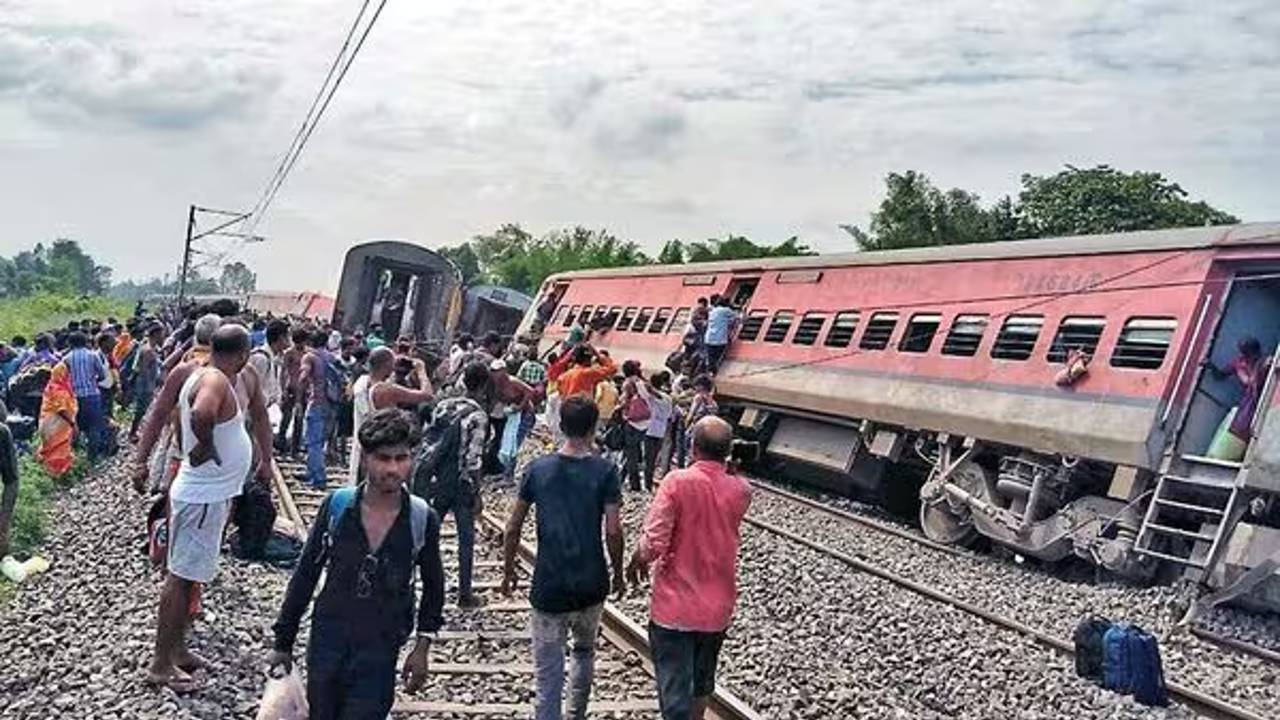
xmin=411 ymin=398 xmax=481 ymax=502
xmin=231 ymin=482 xmax=278 ymax=560
xmin=1072 ymin=616 xmax=1111 ymax=682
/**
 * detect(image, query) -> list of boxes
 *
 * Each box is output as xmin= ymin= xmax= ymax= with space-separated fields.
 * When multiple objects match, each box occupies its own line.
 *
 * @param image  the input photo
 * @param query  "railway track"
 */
xmin=746 ymin=479 xmax=1273 ymax=720
xmin=269 ymin=456 xmax=760 ymax=719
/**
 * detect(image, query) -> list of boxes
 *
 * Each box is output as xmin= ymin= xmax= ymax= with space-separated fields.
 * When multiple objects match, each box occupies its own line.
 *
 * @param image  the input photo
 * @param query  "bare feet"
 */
xmin=173 ymin=650 xmax=209 ymax=673
xmin=145 ymin=665 xmax=201 ymax=693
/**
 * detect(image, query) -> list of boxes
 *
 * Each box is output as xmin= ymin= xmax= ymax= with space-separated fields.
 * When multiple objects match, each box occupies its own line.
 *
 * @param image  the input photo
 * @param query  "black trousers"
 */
xmin=623 ymin=424 xmax=648 ymax=491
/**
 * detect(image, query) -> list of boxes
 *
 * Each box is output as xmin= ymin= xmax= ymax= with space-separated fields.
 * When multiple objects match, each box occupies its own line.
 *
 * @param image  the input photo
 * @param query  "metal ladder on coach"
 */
xmin=1135 ymin=454 xmax=1242 ymax=571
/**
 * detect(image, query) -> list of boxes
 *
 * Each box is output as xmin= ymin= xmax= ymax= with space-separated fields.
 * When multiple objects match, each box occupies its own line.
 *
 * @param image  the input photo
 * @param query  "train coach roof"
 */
xmin=547 ymin=222 xmax=1280 ymax=281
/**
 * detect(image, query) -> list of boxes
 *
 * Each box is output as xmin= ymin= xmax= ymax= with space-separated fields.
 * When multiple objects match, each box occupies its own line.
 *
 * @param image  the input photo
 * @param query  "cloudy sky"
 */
xmin=2 ymin=0 xmax=1277 ymax=292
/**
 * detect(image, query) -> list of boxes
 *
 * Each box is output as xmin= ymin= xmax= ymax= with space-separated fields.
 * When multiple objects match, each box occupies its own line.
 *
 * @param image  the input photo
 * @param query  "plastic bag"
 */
xmin=498 ymin=409 xmax=522 ymax=469
xmin=255 ymin=670 xmax=308 ymax=720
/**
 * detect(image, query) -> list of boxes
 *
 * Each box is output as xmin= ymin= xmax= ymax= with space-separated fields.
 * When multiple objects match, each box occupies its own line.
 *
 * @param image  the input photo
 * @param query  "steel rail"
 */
xmin=479 ymin=509 xmax=763 ymax=720
xmin=751 ymin=478 xmax=1280 ymax=670
xmin=744 ymin=512 xmax=1270 ymax=720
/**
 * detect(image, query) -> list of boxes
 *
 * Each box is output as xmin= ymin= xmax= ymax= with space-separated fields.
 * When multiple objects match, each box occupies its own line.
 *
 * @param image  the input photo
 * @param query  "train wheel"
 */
xmin=918 ymin=460 xmax=986 ymax=546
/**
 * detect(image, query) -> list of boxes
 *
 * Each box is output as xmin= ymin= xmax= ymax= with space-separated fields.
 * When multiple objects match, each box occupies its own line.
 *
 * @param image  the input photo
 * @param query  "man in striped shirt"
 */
xmin=65 ymin=331 xmax=108 ymax=461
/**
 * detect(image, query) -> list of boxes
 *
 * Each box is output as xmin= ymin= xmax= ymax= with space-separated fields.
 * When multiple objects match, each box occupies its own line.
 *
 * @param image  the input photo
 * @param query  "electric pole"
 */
xmin=174 ymin=204 xmax=263 ymax=307
xmin=177 ymin=204 xmax=196 ymax=305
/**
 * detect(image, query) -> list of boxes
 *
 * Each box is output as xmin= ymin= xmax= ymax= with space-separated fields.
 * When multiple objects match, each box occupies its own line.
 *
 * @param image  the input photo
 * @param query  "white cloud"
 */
xmin=1 ymin=0 xmax=1278 ymax=292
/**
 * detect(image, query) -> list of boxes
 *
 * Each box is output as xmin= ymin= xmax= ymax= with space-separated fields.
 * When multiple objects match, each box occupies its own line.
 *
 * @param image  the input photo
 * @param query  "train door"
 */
xmin=1173 ymin=271 xmax=1280 ymax=463
xmin=724 ymin=276 xmax=759 ymax=310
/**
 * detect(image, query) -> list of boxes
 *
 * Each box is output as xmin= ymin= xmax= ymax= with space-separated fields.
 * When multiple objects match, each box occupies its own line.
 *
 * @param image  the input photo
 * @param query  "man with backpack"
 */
xmin=413 ymin=362 xmax=490 ymax=608
xmin=298 ymin=329 xmax=345 ymax=489
xmin=268 ymin=407 xmax=445 ymax=718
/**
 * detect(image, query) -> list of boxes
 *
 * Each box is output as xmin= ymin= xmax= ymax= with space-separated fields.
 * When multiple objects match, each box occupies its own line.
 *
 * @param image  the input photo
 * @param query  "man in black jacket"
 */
xmin=0 ymin=404 xmax=18 ymax=558
xmin=268 ymin=408 xmax=445 ymax=718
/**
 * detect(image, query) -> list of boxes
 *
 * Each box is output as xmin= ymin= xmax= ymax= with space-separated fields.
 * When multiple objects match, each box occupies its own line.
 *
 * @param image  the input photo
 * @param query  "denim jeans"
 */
xmin=304 ymin=402 xmax=332 ymax=488
xmin=305 ymin=621 xmax=400 ymax=720
xmin=75 ymin=393 xmax=106 ymax=461
xmin=531 ymin=603 xmax=603 ymax=720
xmin=623 ymin=424 xmax=646 ymax=491
xmin=432 ymin=494 xmax=475 ymax=600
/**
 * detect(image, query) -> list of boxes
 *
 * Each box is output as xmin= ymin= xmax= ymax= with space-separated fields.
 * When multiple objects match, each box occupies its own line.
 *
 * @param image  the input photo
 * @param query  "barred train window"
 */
xmin=563 ymin=306 xmax=580 ymax=327
xmin=941 ymin=314 xmax=988 ymax=357
xmin=792 ymin=313 xmax=828 ymax=346
xmin=739 ymin=310 xmax=768 ymax=341
xmin=824 ymin=311 xmax=860 ymax=348
xmin=605 ymin=306 xmax=622 ymax=327
xmin=649 ymin=307 xmax=673 ymax=333
xmin=668 ymin=307 xmax=691 ymax=334
xmin=1111 ymin=318 xmax=1177 ymax=370
xmin=899 ymin=313 xmax=942 ymax=353
xmin=617 ymin=307 xmax=638 ymax=331
xmin=592 ymin=306 xmax=610 ymax=325
xmin=1047 ymin=316 xmax=1106 ymax=363
xmin=859 ymin=312 xmax=899 ymax=351
xmin=764 ymin=310 xmax=795 ymax=343
xmin=633 ymin=307 xmax=654 ymax=332
xmin=991 ymin=315 xmax=1044 ymax=361
xmin=553 ymin=305 xmax=569 ymax=327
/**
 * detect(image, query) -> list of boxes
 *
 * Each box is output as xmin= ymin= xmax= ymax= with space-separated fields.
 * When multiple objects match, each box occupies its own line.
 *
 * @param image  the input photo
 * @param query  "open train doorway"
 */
xmin=1176 ymin=271 xmax=1280 ymax=463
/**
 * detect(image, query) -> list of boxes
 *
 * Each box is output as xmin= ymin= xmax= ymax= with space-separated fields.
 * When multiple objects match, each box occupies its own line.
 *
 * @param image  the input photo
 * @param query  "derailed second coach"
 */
xmin=517 ymin=223 xmax=1280 ymax=608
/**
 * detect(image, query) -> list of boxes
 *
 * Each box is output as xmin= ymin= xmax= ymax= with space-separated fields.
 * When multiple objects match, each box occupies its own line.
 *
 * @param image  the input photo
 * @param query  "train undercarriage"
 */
xmin=734 ymin=403 xmax=1280 ymax=610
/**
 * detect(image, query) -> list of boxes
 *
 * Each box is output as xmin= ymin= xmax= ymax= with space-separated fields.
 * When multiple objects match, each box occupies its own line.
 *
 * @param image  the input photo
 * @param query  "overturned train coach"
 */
xmin=332 ymin=240 xmax=532 ymax=347
xmin=518 ymin=223 xmax=1280 ymax=609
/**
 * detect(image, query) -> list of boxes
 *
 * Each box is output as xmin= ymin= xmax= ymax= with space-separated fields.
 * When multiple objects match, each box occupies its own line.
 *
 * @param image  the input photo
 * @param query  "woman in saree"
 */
xmin=38 ymin=362 xmax=78 ymax=477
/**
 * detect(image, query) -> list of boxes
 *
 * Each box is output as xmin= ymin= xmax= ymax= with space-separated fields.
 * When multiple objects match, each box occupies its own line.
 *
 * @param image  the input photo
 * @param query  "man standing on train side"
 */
xmin=702 ymin=296 xmax=738 ymax=374
xmin=628 ymin=416 xmax=752 ymax=720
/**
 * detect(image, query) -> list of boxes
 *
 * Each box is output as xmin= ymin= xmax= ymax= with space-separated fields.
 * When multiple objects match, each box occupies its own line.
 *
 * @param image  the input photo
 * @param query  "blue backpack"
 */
xmin=1102 ymin=622 xmax=1168 ymax=707
xmin=322 ymin=357 xmax=347 ymax=405
xmin=323 ymin=486 xmax=431 ymax=560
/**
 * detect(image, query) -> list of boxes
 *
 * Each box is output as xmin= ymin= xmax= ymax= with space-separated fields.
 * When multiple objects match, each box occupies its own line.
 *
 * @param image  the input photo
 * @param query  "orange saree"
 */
xmin=38 ymin=363 xmax=78 ymax=477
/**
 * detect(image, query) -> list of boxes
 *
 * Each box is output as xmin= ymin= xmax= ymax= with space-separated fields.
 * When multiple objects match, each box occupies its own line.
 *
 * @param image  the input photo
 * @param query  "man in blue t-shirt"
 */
xmin=702 ymin=294 xmax=739 ymax=373
xmin=502 ymin=395 xmax=624 ymax=720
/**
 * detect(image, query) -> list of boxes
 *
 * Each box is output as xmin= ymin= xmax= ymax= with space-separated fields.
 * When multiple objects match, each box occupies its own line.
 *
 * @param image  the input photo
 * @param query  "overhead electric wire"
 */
xmin=246 ymin=0 xmax=389 ymax=235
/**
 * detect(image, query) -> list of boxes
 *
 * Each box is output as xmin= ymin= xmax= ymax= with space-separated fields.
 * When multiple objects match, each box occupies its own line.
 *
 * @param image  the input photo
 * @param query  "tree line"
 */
xmin=2 ymin=165 xmax=1239 ymax=301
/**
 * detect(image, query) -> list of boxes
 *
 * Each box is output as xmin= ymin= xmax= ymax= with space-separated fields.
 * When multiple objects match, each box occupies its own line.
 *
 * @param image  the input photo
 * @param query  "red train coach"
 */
xmin=518 ymin=223 xmax=1280 ymax=605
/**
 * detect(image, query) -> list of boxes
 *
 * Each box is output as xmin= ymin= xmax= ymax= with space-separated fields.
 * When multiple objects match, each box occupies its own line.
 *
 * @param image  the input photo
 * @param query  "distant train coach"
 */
xmin=518 ymin=223 xmax=1280 ymax=610
xmin=331 ymin=240 xmax=533 ymax=347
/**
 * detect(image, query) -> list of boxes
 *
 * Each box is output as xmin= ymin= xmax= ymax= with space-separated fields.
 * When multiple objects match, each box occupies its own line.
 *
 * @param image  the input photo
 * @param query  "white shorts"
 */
xmin=168 ymin=499 xmax=232 ymax=584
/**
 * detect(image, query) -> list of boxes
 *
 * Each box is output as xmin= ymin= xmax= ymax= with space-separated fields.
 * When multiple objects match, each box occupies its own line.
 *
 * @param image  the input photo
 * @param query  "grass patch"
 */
xmin=8 ymin=452 xmax=90 ymax=558
xmin=0 ymin=294 xmax=133 ymax=340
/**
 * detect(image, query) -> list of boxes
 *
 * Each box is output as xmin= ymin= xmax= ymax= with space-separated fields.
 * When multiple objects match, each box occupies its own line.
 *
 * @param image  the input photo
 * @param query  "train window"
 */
xmin=563 ymin=306 xmax=581 ymax=327
xmin=792 ymin=312 xmax=828 ymax=346
xmin=649 ymin=307 xmax=673 ymax=333
xmin=633 ymin=307 xmax=654 ymax=332
xmin=899 ymin=313 xmax=942 ymax=353
xmin=739 ymin=310 xmax=768 ymax=341
xmin=617 ymin=307 xmax=638 ymax=331
xmin=824 ymin=311 xmax=861 ymax=348
xmin=991 ymin=315 xmax=1044 ymax=361
xmin=1047 ymin=316 xmax=1106 ymax=363
xmin=668 ymin=307 xmax=691 ymax=334
xmin=941 ymin=315 xmax=988 ymax=357
xmin=592 ymin=306 xmax=610 ymax=323
xmin=580 ymin=305 xmax=594 ymax=324
xmin=1111 ymin=317 xmax=1177 ymax=370
xmin=764 ymin=310 xmax=795 ymax=343
xmin=859 ymin=312 xmax=899 ymax=351
xmin=605 ymin=306 xmax=622 ymax=327
xmin=553 ymin=305 xmax=570 ymax=327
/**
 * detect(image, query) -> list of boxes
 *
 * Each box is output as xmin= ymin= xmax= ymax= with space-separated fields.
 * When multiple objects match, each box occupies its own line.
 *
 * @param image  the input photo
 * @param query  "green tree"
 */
xmin=846 ymin=166 xmax=1238 ymax=251
xmin=684 ymin=235 xmax=815 ymax=262
xmin=1016 ymin=165 xmax=1239 ymax=236
xmin=438 ymin=243 xmax=484 ymax=285
xmin=658 ymin=239 xmax=686 ymax=265
xmin=219 ymin=261 xmax=257 ymax=294
xmin=0 ymin=240 xmax=113 ymax=298
xmin=491 ymin=226 xmax=650 ymax=294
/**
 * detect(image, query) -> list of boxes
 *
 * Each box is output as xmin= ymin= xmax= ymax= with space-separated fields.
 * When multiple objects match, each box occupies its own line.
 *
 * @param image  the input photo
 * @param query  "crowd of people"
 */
xmin=0 ymin=297 xmax=751 ymax=719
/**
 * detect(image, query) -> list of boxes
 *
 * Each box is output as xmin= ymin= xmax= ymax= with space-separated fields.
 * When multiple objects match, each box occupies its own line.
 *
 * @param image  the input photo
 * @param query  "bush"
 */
xmin=7 ymin=451 xmax=90 ymax=559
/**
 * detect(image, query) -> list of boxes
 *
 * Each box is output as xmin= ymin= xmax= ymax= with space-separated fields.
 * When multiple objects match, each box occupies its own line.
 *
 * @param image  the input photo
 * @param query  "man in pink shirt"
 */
xmin=627 ymin=416 xmax=752 ymax=720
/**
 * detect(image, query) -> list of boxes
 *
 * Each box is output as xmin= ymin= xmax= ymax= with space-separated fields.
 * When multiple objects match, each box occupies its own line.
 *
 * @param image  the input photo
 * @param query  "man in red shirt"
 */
xmin=627 ymin=416 xmax=751 ymax=720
